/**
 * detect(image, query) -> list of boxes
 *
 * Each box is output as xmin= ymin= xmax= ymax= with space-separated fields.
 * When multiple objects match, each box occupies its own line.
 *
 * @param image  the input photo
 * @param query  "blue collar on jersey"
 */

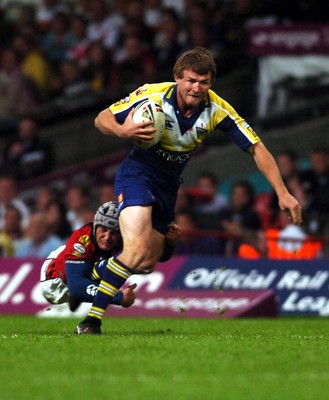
xmin=164 ymin=84 xmax=210 ymax=135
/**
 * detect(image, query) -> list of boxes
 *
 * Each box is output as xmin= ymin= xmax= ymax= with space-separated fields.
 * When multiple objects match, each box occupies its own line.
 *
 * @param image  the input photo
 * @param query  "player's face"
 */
xmin=175 ymin=69 xmax=212 ymax=113
xmin=95 ymin=226 xmax=121 ymax=251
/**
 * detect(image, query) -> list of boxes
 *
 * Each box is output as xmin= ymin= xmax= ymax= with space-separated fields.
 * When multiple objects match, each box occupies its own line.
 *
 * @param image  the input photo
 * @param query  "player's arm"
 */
xmin=65 ymin=260 xmax=135 ymax=308
xmin=250 ymin=141 xmax=302 ymax=225
xmin=65 ymin=260 xmax=102 ymax=303
xmin=95 ymin=107 xmax=155 ymax=141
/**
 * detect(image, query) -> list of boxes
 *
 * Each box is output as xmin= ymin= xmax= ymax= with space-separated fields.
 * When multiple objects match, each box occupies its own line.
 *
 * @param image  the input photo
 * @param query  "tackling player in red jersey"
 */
xmin=40 ymin=201 xmax=180 ymax=321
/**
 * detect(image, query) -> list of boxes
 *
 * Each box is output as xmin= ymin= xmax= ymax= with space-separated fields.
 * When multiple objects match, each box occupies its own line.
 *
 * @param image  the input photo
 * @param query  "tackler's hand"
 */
xmin=165 ymin=222 xmax=181 ymax=247
xmin=121 ymin=283 xmax=137 ymax=308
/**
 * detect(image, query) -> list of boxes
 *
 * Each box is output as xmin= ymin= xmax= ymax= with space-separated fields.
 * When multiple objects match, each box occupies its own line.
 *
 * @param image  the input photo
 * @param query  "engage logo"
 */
xmin=0 ymin=260 xmax=47 ymax=313
xmin=0 ymin=263 xmax=34 ymax=305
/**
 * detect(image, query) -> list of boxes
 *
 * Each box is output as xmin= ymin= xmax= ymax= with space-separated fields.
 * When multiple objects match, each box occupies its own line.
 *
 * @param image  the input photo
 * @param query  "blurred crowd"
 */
xmin=174 ymin=146 xmax=329 ymax=258
xmin=0 ymin=142 xmax=328 ymax=259
xmin=0 ymin=0 xmax=244 ymax=120
xmin=1 ymin=0 xmax=328 ymax=121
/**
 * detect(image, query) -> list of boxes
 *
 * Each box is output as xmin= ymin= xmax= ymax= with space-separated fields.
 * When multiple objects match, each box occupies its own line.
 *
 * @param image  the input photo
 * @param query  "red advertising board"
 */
xmin=0 ymin=257 xmax=277 ymax=318
xmin=2 ymin=256 xmax=328 ymax=318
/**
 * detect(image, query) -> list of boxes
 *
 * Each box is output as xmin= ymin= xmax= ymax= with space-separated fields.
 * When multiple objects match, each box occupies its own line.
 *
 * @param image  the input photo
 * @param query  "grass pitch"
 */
xmin=1 ymin=316 xmax=329 ymax=400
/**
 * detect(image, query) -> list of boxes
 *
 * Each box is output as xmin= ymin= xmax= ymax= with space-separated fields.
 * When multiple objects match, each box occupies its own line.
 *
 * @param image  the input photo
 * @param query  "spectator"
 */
xmin=11 ymin=4 xmax=40 ymax=39
xmin=300 ymin=147 xmax=329 ymax=235
xmin=144 ymin=0 xmax=165 ymax=32
xmin=97 ymin=179 xmax=116 ymax=204
xmin=218 ymin=180 xmax=261 ymax=255
xmin=188 ymin=171 xmax=228 ymax=230
xmin=0 ymin=116 xmax=53 ymax=180
xmin=50 ymin=59 xmax=91 ymax=99
xmin=83 ymin=41 xmax=112 ymax=93
xmin=0 ymin=174 xmax=30 ymax=230
xmin=34 ymin=186 xmax=57 ymax=212
xmin=44 ymin=200 xmax=72 ymax=240
xmin=265 ymin=212 xmax=322 ymax=260
xmin=0 ymin=226 xmax=14 ymax=256
xmin=65 ymin=184 xmax=92 ymax=231
xmin=2 ymin=204 xmax=25 ymax=255
xmin=35 ymin=0 xmax=68 ymax=32
xmin=269 ymin=149 xmax=307 ymax=227
xmin=12 ymin=34 xmax=53 ymax=100
xmin=16 ymin=210 xmax=64 ymax=258
xmin=187 ymin=23 xmax=213 ymax=50
xmin=272 ymin=148 xmax=300 ymax=181
xmin=110 ymin=34 xmax=157 ymax=96
xmin=120 ymin=0 xmax=154 ymax=48
xmin=153 ymin=7 xmax=185 ymax=81
xmin=86 ymin=0 xmax=124 ymax=50
xmin=72 ymin=0 xmax=91 ymax=17
xmin=184 ymin=0 xmax=209 ymax=26
xmin=0 ymin=47 xmax=39 ymax=119
xmin=237 ymin=230 xmax=268 ymax=259
xmin=162 ymin=0 xmax=185 ymax=17
xmin=41 ymin=11 xmax=74 ymax=70
xmin=0 ymin=7 xmax=15 ymax=48
xmin=174 ymin=208 xmax=221 ymax=255
xmin=66 ymin=14 xmax=91 ymax=69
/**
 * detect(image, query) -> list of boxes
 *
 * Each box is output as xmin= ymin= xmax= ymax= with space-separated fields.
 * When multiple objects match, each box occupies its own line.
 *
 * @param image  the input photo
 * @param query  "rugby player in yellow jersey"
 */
xmin=76 ymin=47 xmax=302 ymax=334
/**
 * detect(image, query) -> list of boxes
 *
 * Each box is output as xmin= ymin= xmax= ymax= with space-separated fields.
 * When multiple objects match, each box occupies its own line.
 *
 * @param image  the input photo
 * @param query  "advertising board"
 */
xmin=1 ymin=256 xmax=328 ymax=317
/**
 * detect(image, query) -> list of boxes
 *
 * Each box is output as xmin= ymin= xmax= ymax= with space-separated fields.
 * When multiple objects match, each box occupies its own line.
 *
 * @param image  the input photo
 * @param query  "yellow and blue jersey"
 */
xmin=109 ymin=82 xmax=260 ymax=178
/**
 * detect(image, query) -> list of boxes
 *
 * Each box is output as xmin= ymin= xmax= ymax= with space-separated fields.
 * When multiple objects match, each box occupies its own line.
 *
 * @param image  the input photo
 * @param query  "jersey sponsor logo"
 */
xmin=242 ymin=121 xmax=257 ymax=137
xmin=156 ymin=148 xmax=195 ymax=163
xmin=79 ymin=235 xmax=90 ymax=247
xmin=86 ymin=284 xmax=98 ymax=296
xmin=66 ymin=260 xmax=85 ymax=264
xmin=135 ymin=87 xmax=147 ymax=97
xmin=73 ymin=243 xmax=86 ymax=255
xmin=113 ymin=96 xmax=131 ymax=106
xmin=165 ymin=119 xmax=175 ymax=130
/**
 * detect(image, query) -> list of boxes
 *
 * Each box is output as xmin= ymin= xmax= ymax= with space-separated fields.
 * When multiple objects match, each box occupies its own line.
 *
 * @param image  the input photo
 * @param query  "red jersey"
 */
xmin=45 ymin=223 xmax=121 ymax=282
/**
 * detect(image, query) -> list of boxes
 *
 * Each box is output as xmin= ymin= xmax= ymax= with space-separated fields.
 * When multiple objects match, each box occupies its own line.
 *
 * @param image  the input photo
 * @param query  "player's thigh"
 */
xmin=119 ymin=205 xmax=164 ymax=266
xmin=119 ymin=205 xmax=153 ymax=244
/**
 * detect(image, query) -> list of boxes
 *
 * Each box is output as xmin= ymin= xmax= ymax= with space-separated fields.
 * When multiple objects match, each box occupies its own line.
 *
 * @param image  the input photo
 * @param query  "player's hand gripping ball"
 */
xmin=132 ymin=100 xmax=165 ymax=149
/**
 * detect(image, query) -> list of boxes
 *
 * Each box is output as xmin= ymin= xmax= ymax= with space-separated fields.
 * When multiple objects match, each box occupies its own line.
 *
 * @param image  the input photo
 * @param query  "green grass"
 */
xmin=1 ymin=316 xmax=329 ymax=400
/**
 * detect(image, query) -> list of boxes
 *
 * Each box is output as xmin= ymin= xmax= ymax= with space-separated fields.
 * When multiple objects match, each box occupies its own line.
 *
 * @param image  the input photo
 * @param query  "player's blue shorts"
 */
xmin=115 ymin=158 xmax=181 ymax=234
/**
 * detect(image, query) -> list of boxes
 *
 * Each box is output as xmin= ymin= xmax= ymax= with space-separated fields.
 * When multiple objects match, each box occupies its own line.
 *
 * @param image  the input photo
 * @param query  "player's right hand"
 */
xmin=125 ymin=109 xmax=156 ymax=142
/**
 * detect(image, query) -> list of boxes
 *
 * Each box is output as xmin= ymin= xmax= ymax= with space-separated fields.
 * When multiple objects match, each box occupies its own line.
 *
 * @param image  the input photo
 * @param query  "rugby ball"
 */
xmin=132 ymin=100 xmax=165 ymax=149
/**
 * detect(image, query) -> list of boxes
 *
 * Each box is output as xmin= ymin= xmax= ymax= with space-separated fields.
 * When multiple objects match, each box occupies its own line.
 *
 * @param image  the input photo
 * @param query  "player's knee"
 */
xmin=121 ymin=241 xmax=146 ymax=262
xmin=134 ymin=262 xmax=156 ymax=274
